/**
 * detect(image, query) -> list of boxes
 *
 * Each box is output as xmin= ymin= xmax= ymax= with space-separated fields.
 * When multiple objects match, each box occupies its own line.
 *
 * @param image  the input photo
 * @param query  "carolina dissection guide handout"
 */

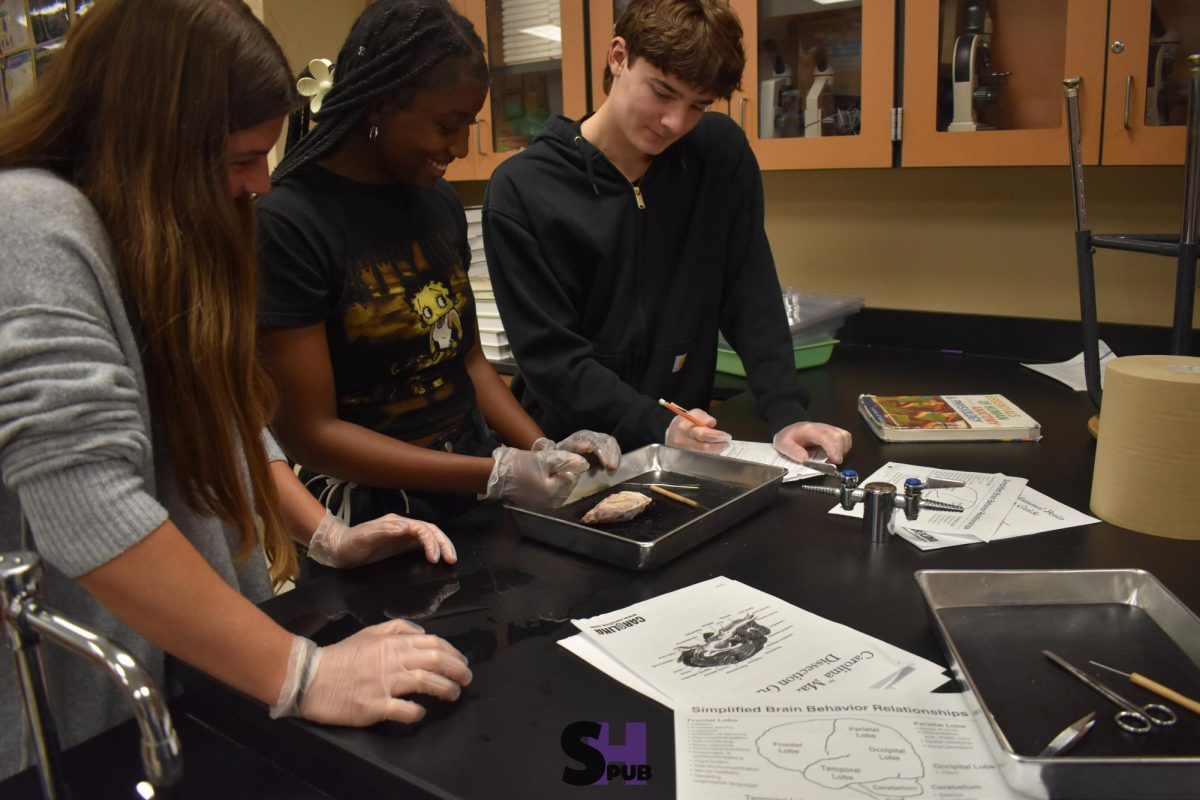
xmin=561 ymin=577 xmax=947 ymax=708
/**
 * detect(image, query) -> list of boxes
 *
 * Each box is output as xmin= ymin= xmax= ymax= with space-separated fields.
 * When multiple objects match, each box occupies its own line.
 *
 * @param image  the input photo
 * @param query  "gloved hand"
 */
xmin=664 ymin=407 xmax=731 ymax=454
xmin=532 ymin=430 xmax=621 ymax=471
xmin=772 ymin=421 xmax=852 ymax=464
xmin=271 ymin=620 xmax=472 ymax=726
xmin=307 ymin=511 xmax=456 ymax=568
xmin=482 ymin=446 xmax=589 ymax=509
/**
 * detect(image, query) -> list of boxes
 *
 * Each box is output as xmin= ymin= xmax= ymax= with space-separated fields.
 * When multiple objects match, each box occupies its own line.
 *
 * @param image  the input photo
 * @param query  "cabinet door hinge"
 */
xmin=891 ymin=108 xmax=903 ymax=142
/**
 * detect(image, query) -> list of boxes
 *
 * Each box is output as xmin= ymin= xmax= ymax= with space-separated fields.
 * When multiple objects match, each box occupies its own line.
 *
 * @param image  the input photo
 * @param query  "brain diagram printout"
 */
xmin=757 ymin=717 xmax=924 ymax=797
xmin=675 ymin=690 xmax=1024 ymax=800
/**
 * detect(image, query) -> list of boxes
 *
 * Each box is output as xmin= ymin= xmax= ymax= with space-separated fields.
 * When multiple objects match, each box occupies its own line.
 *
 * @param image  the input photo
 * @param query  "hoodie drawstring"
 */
xmin=573 ymin=135 xmax=601 ymax=196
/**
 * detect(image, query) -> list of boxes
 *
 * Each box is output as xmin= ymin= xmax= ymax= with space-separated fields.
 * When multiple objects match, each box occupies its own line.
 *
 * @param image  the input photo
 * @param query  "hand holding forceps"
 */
xmin=1044 ymin=651 xmax=1178 ymax=734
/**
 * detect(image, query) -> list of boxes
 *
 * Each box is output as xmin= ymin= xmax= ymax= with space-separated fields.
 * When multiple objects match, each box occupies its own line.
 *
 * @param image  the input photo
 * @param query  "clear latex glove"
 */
xmin=532 ymin=430 xmax=621 ymax=471
xmin=664 ymin=408 xmax=732 ymax=454
xmin=307 ymin=511 xmax=457 ymax=568
xmin=271 ymin=620 xmax=472 ymax=726
xmin=772 ymin=421 xmax=853 ymax=464
xmin=483 ymin=445 xmax=589 ymax=509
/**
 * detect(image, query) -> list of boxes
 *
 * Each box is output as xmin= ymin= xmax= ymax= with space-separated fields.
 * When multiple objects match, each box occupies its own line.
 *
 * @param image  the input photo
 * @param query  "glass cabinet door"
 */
xmin=902 ymin=0 xmax=1107 ymax=167
xmin=731 ymin=0 xmax=895 ymax=170
xmin=447 ymin=0 xmax=586 ymax=181
xmin=1104 ymin=0 xmax=1200 ymax=165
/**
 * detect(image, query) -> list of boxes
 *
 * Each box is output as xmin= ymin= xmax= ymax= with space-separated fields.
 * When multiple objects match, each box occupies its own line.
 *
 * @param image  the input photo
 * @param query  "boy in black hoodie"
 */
xmin=483 ymin=0 xmax=851 ymax=463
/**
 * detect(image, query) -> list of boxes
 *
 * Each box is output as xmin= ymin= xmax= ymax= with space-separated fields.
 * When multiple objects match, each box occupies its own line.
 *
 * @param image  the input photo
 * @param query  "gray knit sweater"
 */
xmin=0 ymin=168 xmax=281 ymax=779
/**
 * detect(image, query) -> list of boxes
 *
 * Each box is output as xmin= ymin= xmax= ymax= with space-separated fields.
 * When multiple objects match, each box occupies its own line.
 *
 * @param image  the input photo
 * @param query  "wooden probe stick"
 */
xmin=1091 ymin=661 xmax=1200 ymax=716
xmin=648 ymin=484 xmax=701 ymax=509
xmin=1126 ymin=674 xmax=1200 ymax=716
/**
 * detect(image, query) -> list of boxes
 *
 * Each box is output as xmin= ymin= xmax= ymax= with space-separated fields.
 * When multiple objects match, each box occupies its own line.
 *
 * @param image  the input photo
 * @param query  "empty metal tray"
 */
xmin=916 ymin=569 xmax=1200 ymax=800
xmin=506 ymin=444 xmax=785 ymax=570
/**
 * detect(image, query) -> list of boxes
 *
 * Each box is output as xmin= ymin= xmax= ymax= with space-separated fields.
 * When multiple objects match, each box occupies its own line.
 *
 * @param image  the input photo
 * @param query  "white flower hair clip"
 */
xmin=297 ymin=58 xmax=334 ymax=114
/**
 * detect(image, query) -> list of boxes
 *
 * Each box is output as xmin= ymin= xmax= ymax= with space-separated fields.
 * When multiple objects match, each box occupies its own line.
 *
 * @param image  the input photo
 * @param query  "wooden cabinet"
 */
xmin=466 ymin=1 xmax=1195 ymax=175
xmin=901 ymin=0 xmax=1108 ymax=167
xmin=1103 ymin=0 xmax=1200 ymax=165
xmin=588 ymin=0 xmax=620 ymax=114
xmin=445 ymin=0 xmax=587 ymax=181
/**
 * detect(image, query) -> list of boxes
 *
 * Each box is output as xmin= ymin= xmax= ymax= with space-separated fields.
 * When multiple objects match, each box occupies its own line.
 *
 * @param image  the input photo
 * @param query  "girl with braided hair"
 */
xmin=258 ymin=0 xmax=619 ymax=539
xmin=0 ymin=0 xmax=473 ymax=778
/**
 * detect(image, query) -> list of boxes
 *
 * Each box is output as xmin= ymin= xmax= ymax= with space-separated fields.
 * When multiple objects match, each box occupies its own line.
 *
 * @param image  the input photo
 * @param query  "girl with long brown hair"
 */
xmin=0 ymin=0 xmax=470 ymax=779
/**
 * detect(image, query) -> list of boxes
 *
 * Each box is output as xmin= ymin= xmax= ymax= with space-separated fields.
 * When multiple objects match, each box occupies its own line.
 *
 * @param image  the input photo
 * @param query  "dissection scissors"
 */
xmin=1043 ymin=651 xmax=1178 ymax=734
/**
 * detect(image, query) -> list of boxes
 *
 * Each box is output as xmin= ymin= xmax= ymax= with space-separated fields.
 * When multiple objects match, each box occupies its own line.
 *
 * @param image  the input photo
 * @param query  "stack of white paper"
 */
xmin=718 ymin=439 xmax=823 ymax=482
xmin=463 ymin=206 xmax=511 ymax=362
xmin=1021 ymin=340 xmax=1115 ymax=391
xmin=830 ymin=462 xmax=1098 ymax=550
xmin=559 ymin=577 xmax=948 ymax=709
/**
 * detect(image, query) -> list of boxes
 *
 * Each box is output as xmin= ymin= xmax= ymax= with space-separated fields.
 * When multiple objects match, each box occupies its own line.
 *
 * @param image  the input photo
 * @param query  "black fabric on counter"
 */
xmin=43 ymin=344 xmax=1195 ymax=799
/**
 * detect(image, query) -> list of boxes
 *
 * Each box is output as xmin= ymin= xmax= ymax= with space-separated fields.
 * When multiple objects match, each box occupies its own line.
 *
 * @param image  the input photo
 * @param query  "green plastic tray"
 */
xmin=715 ymin=339 xmax=837 ymax=377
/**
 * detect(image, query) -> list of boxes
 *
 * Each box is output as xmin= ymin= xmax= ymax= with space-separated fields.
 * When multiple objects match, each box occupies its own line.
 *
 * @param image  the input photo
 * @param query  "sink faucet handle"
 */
xmin=0 ymin=550 xmax=182 ymax=795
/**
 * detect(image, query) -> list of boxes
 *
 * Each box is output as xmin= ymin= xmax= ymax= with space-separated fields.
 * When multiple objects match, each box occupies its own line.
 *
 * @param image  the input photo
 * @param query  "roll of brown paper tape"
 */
xmin=1091 ymin=355 xmax=1200 ymax=539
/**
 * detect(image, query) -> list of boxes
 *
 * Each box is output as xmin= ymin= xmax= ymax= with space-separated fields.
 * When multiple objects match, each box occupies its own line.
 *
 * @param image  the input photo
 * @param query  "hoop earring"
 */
xmin=368 ymin=124 xmax=379 ymax=142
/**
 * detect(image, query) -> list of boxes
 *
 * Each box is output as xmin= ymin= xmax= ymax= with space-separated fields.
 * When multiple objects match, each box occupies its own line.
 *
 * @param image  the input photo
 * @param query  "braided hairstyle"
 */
xmin=273 ymin=0 xmax=488 ymax=184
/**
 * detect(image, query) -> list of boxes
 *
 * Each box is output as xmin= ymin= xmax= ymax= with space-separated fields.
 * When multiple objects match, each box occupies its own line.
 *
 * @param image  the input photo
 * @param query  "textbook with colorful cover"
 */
xmin=858 ymin=394 xmax=1042 ymax=442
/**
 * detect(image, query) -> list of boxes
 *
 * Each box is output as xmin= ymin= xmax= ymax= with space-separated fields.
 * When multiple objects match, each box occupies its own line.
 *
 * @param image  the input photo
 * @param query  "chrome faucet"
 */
xmin=0 ymin=551 xmax=182 ymax=799
xmin=800 ymin=463 xmax=966 ymax=543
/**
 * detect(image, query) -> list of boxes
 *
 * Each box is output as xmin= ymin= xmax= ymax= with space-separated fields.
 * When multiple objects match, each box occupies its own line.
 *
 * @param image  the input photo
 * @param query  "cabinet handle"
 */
xmin=475 ymin=119 xmax=486 ymax=156
xmin=738 ymin=97 xmax=748 ymax=129
xmin=1124 ymin=75 xmax=1132 ymax=129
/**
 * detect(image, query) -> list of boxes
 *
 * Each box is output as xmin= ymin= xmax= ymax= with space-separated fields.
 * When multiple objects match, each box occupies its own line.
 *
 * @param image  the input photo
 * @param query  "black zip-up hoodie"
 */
xmin=483 ymin=112 xmax=810 ymax=450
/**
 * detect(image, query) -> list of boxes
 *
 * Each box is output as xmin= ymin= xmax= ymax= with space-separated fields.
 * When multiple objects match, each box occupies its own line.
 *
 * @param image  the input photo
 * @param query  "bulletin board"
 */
xmin=1 ymin=0 xmax=92 ymax=114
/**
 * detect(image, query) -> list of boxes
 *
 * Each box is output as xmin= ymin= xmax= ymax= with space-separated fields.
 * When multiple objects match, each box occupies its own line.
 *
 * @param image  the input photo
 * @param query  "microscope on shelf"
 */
xmin=804 ymin=44 xmax=835 ymax=138
xmin=948 ymin=0 xmax=1010 ymax=132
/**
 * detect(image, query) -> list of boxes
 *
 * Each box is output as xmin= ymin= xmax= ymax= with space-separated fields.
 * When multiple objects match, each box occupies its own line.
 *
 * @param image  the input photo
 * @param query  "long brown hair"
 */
xmin=0 ymin=0 xmax=300 ymax=584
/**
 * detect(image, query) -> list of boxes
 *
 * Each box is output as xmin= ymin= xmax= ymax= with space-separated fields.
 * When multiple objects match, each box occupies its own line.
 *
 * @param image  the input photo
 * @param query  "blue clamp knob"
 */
xmin=905 ymin=478 xmax=921 ymax=487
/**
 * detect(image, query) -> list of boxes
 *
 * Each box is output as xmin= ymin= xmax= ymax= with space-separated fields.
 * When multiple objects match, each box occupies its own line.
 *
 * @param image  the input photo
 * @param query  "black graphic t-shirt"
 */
xmin=257 ymin=165 xmax=477 ymax=442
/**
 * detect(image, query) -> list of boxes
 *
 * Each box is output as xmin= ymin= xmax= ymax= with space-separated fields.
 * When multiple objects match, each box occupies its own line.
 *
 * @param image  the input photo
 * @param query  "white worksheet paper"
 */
xmin=718 ymin=440 xmax=823 ymax=481
xmin=893 ymin=486 xmax=1101 ymax=550
xmin=558 ymin=633 xmax=949 ymax=709
xmin=568 ymin=577 xmax=947 ymax=708
xmin=829 ymin=462 xmax=1026 ymax=542
xmin=1021 ymin=339 xmax=1115 ymax=391
xmin=675 ymin=690 xmax=1024 ymax=800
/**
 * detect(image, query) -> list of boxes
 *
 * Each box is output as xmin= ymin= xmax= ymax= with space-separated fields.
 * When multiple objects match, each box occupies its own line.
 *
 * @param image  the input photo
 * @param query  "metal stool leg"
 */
xmin=1174 ymin=55 xmax=1200 ymax=356
xmin=1064 ymin=77 xmax=1104 ymax=409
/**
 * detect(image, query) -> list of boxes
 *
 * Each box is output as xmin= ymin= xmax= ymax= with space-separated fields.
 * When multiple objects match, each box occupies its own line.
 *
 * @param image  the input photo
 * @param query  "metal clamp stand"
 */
xmin=0 ymin=551 xmax=182 ymax=799
xmin=1063 ymin=56 xmax=1200 ymax=411
xmin=799 ymin=464 xmax=965 ymax=543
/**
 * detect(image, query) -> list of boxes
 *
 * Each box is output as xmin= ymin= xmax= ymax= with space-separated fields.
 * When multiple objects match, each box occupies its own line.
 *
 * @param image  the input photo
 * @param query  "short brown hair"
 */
xmin=603 ymin=0 xmax=744 ymax=99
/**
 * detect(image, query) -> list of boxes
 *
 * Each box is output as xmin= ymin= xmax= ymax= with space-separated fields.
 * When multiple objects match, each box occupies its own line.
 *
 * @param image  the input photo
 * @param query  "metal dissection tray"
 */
xmin=506 ymin=444 xmax=784 ymax=570
xmin=915 ymin=569 xmax=1200 ymax=800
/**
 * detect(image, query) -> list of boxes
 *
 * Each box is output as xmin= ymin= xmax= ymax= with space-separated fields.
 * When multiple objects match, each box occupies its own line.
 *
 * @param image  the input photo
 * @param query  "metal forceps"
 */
xmin=1044 ymin=651 xmax=1178 ymax=734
